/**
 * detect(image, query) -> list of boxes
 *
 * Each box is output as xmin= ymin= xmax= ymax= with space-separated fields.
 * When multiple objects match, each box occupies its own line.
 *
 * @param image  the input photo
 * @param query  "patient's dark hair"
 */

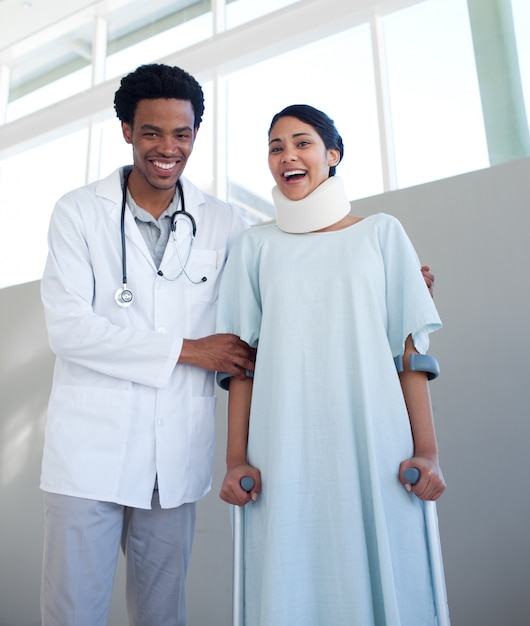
xmin=114 ymin=63 xmax=205 ymax=127
xmin=268 ymin=104 xmax=344 ymax=176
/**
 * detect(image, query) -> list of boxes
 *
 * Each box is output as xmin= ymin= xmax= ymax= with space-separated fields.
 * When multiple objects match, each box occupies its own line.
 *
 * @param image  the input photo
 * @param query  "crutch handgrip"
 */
xmin=404 ymin=467 xmax=420 ymax=484
xmin=240 ymin=476 xmax=255 ymax=492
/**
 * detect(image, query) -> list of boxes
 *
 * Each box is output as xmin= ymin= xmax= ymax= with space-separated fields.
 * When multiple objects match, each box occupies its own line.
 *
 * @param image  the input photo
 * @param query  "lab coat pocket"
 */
xmin=185 ymin=247 xmax=226 ymax=302
xmin=42 ymin=384 xmax=133 ymax=496
xmin=45 ymin=385 xmax=131 ymax=475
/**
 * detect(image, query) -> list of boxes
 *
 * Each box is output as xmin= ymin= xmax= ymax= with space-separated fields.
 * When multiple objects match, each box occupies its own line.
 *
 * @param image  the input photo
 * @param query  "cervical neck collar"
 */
xmin=272 ymin=176 xmax=351 ymax=234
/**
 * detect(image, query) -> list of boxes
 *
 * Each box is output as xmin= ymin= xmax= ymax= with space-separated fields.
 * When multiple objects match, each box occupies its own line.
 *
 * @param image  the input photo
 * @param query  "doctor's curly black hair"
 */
xmin=113 ymin=63 xmax=205 ymax=128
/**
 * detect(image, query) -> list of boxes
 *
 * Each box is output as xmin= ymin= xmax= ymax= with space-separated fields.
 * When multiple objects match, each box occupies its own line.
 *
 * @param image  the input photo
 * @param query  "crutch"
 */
xmin=233 ymin=476 xmax=255 ymax=626
xmin=404 ymin=467 xmax=451 ymax=626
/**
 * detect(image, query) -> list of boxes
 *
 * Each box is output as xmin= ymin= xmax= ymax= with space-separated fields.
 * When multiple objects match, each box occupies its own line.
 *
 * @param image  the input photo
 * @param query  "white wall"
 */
xmin=0 ymin=280 xmax=49 ymax=626
xmin=1 ymin=156 xmax=530 ymax=625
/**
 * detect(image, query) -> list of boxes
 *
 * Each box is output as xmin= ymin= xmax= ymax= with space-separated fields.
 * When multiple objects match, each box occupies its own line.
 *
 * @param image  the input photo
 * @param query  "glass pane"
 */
xmin=226 ymin=25 xmax=383 ymax=219
xmin=382 ymin=0 xmax=489 ymax=189
xmin=184 ymin=82 xmax=214 ymax=194
xmin=7 ymin=67 xmax=91 ymax=123
xmin=7 ymin=12 xmax=93 ymax=123
xmin=6 ymin=0 xmax=212 ymax=121
xmin=105 ymin=0 xmax=212 ymax=81
xmin=511 ymin=0 xmax=530 ymax=130
xmin=95 ymin=115 xmax=133 ymax=181
xmin=0 ymin=129 xmax=88 ymax=289
xmin=226 ymin=0 xmax=298 ymax=29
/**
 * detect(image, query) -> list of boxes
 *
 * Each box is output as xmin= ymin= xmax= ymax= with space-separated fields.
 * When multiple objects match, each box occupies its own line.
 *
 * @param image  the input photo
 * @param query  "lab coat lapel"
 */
xmin=158 ymin=177 xmax=204 ymax=273
xmin=178 ymin=176 xmax=204 ymax=233
xmin=97 ymin=166 xmax=156 ymax=269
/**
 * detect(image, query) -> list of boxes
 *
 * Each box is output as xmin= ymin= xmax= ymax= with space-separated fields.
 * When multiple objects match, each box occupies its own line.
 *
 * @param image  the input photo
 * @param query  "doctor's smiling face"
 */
xmin=122 ymin=97 xmax=199 ymax=202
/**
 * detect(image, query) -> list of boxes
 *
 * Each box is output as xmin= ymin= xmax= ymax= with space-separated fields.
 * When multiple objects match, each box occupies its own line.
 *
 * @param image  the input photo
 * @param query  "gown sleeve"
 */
xmin=216 ymin=229 xmax=262 ymax=348
xmin=379 ymin=214 xmax=442 ymax=357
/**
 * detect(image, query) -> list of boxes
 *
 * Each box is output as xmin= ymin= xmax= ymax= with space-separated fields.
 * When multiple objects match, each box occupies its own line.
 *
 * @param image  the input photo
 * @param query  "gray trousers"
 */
xmin=41 ymin=491 xmax=196 ymax=626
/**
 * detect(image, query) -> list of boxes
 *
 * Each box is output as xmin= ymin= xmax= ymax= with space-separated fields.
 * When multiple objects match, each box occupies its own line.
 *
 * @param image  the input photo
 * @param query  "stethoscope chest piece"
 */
xmin=115 ymin=286 xmax=134 ymax=308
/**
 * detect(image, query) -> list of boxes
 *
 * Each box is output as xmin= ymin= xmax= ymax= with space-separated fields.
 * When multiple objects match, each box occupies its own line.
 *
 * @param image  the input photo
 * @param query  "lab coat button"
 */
xmin=157 ymin=419 xmax=164 ymax=427
xmin=157 ymin=327 xmax=166 ymax=333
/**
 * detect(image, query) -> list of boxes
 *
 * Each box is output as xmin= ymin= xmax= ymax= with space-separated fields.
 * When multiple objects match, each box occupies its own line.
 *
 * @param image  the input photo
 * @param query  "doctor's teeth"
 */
xmin=154 ymin=162 xmax=175 ymax=170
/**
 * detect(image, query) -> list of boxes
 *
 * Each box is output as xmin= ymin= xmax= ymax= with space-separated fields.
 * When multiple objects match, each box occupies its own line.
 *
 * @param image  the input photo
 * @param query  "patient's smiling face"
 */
xmin=267 ymin=116 xmax=340 ymax=202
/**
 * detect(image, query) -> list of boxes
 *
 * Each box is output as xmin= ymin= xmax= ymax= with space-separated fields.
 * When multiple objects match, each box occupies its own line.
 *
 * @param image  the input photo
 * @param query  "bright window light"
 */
xmin=382 ymin=0 xmax=489 ymax=189
xmin=7 ymin=67 xmax=91 ymax=123
xmin=0 ymin=129 xmax=88 ymax=289
xmin=94 ymin=116 xmax=133 ymax=182
xmin=105 ymin=14 xmax=212 ymax=82
xmin=226 ymin=0 xmax=299 ymax=29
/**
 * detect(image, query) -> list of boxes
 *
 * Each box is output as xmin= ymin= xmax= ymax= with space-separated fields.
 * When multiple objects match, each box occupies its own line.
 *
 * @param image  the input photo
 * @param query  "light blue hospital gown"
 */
xmin=216 ymin=213 xmax=443 ymax=626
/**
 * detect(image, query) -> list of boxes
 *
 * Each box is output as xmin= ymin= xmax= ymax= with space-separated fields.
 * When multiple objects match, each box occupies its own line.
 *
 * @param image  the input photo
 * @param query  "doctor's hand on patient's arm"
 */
xmin=178 ymin=334 xmax=256 ymax=379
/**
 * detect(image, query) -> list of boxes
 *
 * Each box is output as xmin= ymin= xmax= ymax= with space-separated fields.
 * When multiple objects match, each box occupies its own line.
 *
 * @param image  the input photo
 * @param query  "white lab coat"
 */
xmin=40 ymin=167 xmax=246 ymax=509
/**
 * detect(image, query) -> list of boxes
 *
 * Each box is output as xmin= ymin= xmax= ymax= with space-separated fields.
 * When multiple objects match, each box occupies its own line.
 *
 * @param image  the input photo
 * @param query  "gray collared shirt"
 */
xmin=126 ymin=189 xmax=180 ymax=269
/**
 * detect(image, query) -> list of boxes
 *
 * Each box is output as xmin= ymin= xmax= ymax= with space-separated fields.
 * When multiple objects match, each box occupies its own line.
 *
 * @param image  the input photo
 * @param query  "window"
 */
xmin=5 ymin=0 xmax=212 ymax=121
xmin=225 ymin=0 xmax=299 ymax=30
xmin=93 ymin=116 xmax=133 ymax=182
xmin=7 ymin=67 xmax=91 ymax=123
xmin=6 ymin=12 xmax=93 ymax=123
xmin=381 ymin=0 xmax=489 ymax=188
xmin=1 ymin=0 xmax=529 ymax=288
xmin=0 ymin=129 xmax=88 ymax=289
xmin=105 ymin=1 xmax=212 ymax=81
xmin=179 ymin=81 xmax=214 ymax=193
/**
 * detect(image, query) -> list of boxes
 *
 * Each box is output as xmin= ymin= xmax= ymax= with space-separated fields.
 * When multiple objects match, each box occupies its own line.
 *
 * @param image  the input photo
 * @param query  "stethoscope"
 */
xmin=114 ymin=166 xmax=206 ymax=308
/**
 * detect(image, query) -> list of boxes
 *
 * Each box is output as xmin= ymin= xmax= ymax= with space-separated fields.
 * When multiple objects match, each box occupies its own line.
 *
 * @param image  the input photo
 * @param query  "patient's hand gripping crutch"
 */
xmin=233 ymin=476 xmax=254 ymax=626
xmin=397 ymin=350 xmax=449 ymax=625
xmin=404 ymin=468 xmax=450 ymax=626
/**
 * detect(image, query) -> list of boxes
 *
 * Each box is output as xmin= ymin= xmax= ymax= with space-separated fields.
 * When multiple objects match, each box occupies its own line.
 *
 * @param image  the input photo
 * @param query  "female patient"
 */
xmin=217 ymin=104 xmax=446 ymax=625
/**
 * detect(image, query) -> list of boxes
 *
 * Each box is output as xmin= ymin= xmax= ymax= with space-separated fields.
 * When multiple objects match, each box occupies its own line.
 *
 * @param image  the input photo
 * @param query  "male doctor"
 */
xmin=40 ymin=63 xmax=254 ymax=626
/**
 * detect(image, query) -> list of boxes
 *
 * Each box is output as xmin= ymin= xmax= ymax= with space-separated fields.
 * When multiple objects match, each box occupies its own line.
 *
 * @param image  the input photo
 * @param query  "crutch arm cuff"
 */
xmin=216 ymin=371 xmax=231 ymax=390
xmin=216 ymin=369 xmax=255 ymax=390
xmin=394 ymin=353 xmax=440 ymax=380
